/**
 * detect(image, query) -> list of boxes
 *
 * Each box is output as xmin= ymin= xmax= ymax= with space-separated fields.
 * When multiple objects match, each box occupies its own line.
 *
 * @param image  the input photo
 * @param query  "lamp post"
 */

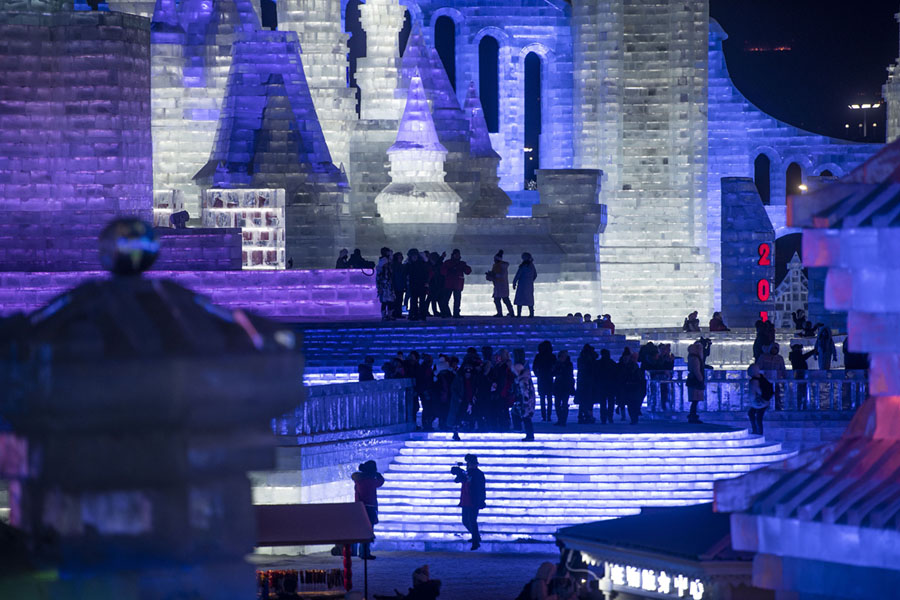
xmin=848 ymin=102 xmax=881 ymax=138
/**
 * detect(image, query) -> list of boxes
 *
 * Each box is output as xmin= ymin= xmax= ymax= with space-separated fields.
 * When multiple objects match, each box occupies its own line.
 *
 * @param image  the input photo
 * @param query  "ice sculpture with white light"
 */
xmin=376 ymin=74 xmax=462 ymax=224
xmin=202 ymin=189 xmax=286 ymax=269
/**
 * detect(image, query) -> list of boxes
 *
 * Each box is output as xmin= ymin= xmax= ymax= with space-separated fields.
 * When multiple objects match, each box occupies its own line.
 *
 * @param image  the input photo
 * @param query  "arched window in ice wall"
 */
xmin=479 ymin=35 xmax=499 ymax=134
xmin=345 ymin=0 xmax=365 ymax=116
xmin=754 ymin=154 xmax=771 ymax=205
xmin=819 ymin=169 xmax=834 ymax=177
xmin=399 ymin=9 xmax=412 ymax=56
xmin=434 ymin=16 xmax=456 ymax=92
xmin=786 ymin=162 xmax=803 ymax=198
xmin=524 ymin=51 xmax=541 ymax=186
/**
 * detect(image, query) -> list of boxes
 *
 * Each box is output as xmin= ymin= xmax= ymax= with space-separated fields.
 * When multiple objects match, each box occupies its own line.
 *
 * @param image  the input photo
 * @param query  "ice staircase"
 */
xmin=373 ymin=429 xmax=794 ymax=552
xmin=299 ymin=318 xmax=627 ymax=373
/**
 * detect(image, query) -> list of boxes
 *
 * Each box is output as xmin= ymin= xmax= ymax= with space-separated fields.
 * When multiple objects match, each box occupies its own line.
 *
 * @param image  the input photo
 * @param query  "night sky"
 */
xmin=711 ymin=0 xmax=899 ymax=143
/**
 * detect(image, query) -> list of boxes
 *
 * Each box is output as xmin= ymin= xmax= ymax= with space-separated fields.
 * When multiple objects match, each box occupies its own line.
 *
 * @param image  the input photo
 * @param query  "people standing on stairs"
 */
xmin=614 ymin=348 xmax=633 ymax=421
xmin=425 ymin=251 xmax=446 ymax=317
xmin=815 ymin=325 xmax=837 ymax=370
xmin=450 ymin=454 xmax=486 ymax=551
xmin=753 ymin=318 xmax=776 ymax=361
xmin=376 ymin=247 xmax=395 ymax=321
xmin=532 ymin=340 xmax=557 ymax=422
xmin=351 ymin=460 xmax=384 ymax=560
xmin=594 ymin=348 xmax=618 ymax=424
xmin=405 ymin=249 xmax=430 ymax=322
xmin=391 ymin=251 xmax=407 ymax=319
xmin=417 ymin=354 xmax=436 ymax=430
xmin=440 ymin=249 xmax=472 ymax=318
xmin=475 ymin=346 xmax=494 ymax=431
xmin=513 ymin=252 xmax=537 ymax=317
xmin=552 ymin=350 xmax=575 ymax=426
xmin=747 ymin=364 xmax=772 ymax=435
xmin=513 ymin=361 xmax=537 ymax=441
xmin=597 ymin=314 xmax=615 ymax=335
xmin=686 ymin=341 xmax=705 ymax=424
xmin=789 ymin=343 xmax=816 ymax=410
xmin=575 ymin=344 xmax=598 ymax=424
xmin=487 ymin=250 xmax=515 ymax=317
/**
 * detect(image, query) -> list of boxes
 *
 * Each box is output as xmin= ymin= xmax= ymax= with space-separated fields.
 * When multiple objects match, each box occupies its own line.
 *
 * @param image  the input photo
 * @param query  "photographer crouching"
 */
xmin=450 ymin=454 xmax=486 ymax=550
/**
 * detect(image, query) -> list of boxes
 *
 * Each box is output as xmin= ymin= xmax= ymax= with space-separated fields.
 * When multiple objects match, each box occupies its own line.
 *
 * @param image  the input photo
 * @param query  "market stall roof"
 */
xmin=256 ymin=502 xmax=374 ymax=546
xmin=556 ymin=503 xmax=749 ymax=562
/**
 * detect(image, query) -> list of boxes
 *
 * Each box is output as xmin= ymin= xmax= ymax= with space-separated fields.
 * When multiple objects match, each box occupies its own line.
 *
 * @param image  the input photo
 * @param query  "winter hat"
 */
xmin=494 ymin=250 xmax=504 ymax=261
xmin=464 ymin=453 xmax=479 ymax=465
xmin=412 ymin=565 xmax=430 ymax=585
xmin=359 ymin=460 xmax=377 ymax=474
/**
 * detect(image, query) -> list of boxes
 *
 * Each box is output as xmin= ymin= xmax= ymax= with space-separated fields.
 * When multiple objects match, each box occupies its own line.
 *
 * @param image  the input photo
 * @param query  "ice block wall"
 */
xmin=720 ymin=177 xmax=775 ymax=327
xmin=0 ymin=4 xmax=152 ymax=271
xmin=585 ymin=0 xmax=714 ymax=328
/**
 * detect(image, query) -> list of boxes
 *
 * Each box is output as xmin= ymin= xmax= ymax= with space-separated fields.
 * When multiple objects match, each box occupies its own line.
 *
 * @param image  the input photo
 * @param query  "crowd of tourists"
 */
xmin=337 ymin=247 xmax=539 ymax=320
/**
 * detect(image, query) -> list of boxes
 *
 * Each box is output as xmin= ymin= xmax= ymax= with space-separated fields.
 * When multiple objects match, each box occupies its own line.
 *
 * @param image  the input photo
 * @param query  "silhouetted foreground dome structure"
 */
xmin=0 ymin=219 xmax=303 ymax=599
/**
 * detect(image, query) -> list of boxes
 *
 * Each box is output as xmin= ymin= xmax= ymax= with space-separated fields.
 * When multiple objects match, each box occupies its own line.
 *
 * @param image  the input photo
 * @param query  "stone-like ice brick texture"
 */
xmin=0 ymin=270 xmax=379 ymax=319
xmin=0 ymin=11 xmax=152 ymax=272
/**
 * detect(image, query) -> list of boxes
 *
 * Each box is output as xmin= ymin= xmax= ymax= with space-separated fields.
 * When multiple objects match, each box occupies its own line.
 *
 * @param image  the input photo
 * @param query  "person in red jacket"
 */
xmin=352 ymin=460 xmax=384 ymax=559
xmin=440 ymin=248 xmax=472 ymax=318
xmin=451 ymin=454 xmax=486 ymax=550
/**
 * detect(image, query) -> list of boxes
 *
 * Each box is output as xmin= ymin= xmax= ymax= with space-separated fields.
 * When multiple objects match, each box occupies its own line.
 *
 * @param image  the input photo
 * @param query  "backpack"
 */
xmin=757 ymin=374 xmax=774 ymax=402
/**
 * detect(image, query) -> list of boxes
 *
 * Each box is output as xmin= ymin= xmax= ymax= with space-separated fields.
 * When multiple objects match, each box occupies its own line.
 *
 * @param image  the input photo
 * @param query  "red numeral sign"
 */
xmin=758 ymin=243 xmax=771 ymax=266
xmin=757 ymin=278 xmax=771 ymax=301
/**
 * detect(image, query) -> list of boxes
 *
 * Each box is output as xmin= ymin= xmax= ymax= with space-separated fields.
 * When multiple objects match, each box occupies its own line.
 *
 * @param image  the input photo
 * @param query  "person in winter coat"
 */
xmin=686 ymin=341 xmax=705 ymax=424
xmin=532 ymin=340 xmax=557 ymax=422
xmin=789 ymin=344 xmax=816 ymax=409
xmin=432 ymin=356 xmax=455 ymax=429
xmin=756 ymin=343 xmax=786 ymax=410
xmin=440 ymin=249 xmax=472 ymax=318
xmin=655 ymin=344 xmax=676 ymax=411
xmin=375 ymin=247 xmax=394 ymax=320
xmin=708 ymin=311 xmax=730 ymax=331
xmin=551 ymin=350 xmax=575 ymax=426
xmin=621 ymin=354 xmax=646 ymax=425
xmin=405 ymin=249 xmax=431 ymax=321
xmin=448 ymin=362 xmax=477 ymax=440
xmin=747 ymin=364 xmax=770 ymax=435
xmin=347 ymin=248 xmax=373 ymax=269
xmin=335 ymin=248 xmax=350 ymax=269
xmin=487 ymin=250 xmax=514 ymax=317
xmin=575 ymin=344 xmax=598 ymax=423
xmin=525 ymin=562 xmax=559 ymax=600
xmin=426 ymin=251 xmax=446 ymax=317
xmin=512 ymin=253 xmax=537 ymax=317
xmin=351 ymin=460 xmax=384 ymax=559
xmin=489 ymin=350 xmax=515 ymax=430
xmin=594 ymin=348 xmax=618 ymax=424
xmin=450 ymin=454 xmax=486 ymax=550
xmin=815 ymin=326 xmax=837 ymax=370
xmin=405 ymin=565 xmax=442 ymax=600
xmin=391 ymin=251 xmax=407 ymax=318
xmin=512 ymin=363 xmax=537 ymax=441
xmin=682 ymin=311 xmax=700 ymax=332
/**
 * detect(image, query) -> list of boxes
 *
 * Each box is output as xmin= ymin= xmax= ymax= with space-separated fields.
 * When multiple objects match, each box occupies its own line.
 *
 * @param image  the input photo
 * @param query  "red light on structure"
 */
xmin=757 ymin=279 xmax=771 ymax=302
xmin=760 ymin=311 xmax=768 ymax=322
xmin=758 ymin=243 xmax=771 ymax=266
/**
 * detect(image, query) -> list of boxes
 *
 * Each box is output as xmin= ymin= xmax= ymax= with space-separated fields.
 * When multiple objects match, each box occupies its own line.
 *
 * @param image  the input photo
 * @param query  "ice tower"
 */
xmin=195 ymin=30 xmax=351 ymax=268
xmin=375 ymin=74 xmax=462 ymax=224
xmin=277 ymin=0 xmax=356 ymax=171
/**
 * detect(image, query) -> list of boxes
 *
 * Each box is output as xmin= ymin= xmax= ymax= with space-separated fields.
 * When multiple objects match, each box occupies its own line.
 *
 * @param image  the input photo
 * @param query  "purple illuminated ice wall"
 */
xmin=0 ymin=0 xmax=152 ymax=272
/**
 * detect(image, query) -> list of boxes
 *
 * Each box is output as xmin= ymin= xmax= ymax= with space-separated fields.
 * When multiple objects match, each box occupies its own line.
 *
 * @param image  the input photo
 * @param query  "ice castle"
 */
xmin=0 ymin=0 xmax=891 ymax=326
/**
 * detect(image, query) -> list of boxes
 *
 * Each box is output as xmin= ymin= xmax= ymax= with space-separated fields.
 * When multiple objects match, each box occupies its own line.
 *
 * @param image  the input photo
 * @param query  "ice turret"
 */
xmin=464 ymin=81 xmax=511 ymax=217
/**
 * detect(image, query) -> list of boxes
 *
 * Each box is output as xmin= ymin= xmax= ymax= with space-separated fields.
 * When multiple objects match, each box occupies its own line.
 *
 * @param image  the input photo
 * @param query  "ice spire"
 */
xmin=464 ymin=81 xmax=500 ymax=159
xmin=376 ymin=73 xmax=461 ymax=224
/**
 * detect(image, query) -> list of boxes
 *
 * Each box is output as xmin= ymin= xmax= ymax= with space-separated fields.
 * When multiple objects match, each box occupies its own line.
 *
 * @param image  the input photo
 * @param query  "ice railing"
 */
xmin=272 ymin=378 xmax=416 ymax=437
xmin=645 ymin=369 xmax=868 ymax=413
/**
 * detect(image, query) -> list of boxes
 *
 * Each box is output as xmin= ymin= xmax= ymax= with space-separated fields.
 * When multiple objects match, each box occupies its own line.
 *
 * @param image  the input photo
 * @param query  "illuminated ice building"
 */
xmin=1 ymin=0 xmax=893 ymax=325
